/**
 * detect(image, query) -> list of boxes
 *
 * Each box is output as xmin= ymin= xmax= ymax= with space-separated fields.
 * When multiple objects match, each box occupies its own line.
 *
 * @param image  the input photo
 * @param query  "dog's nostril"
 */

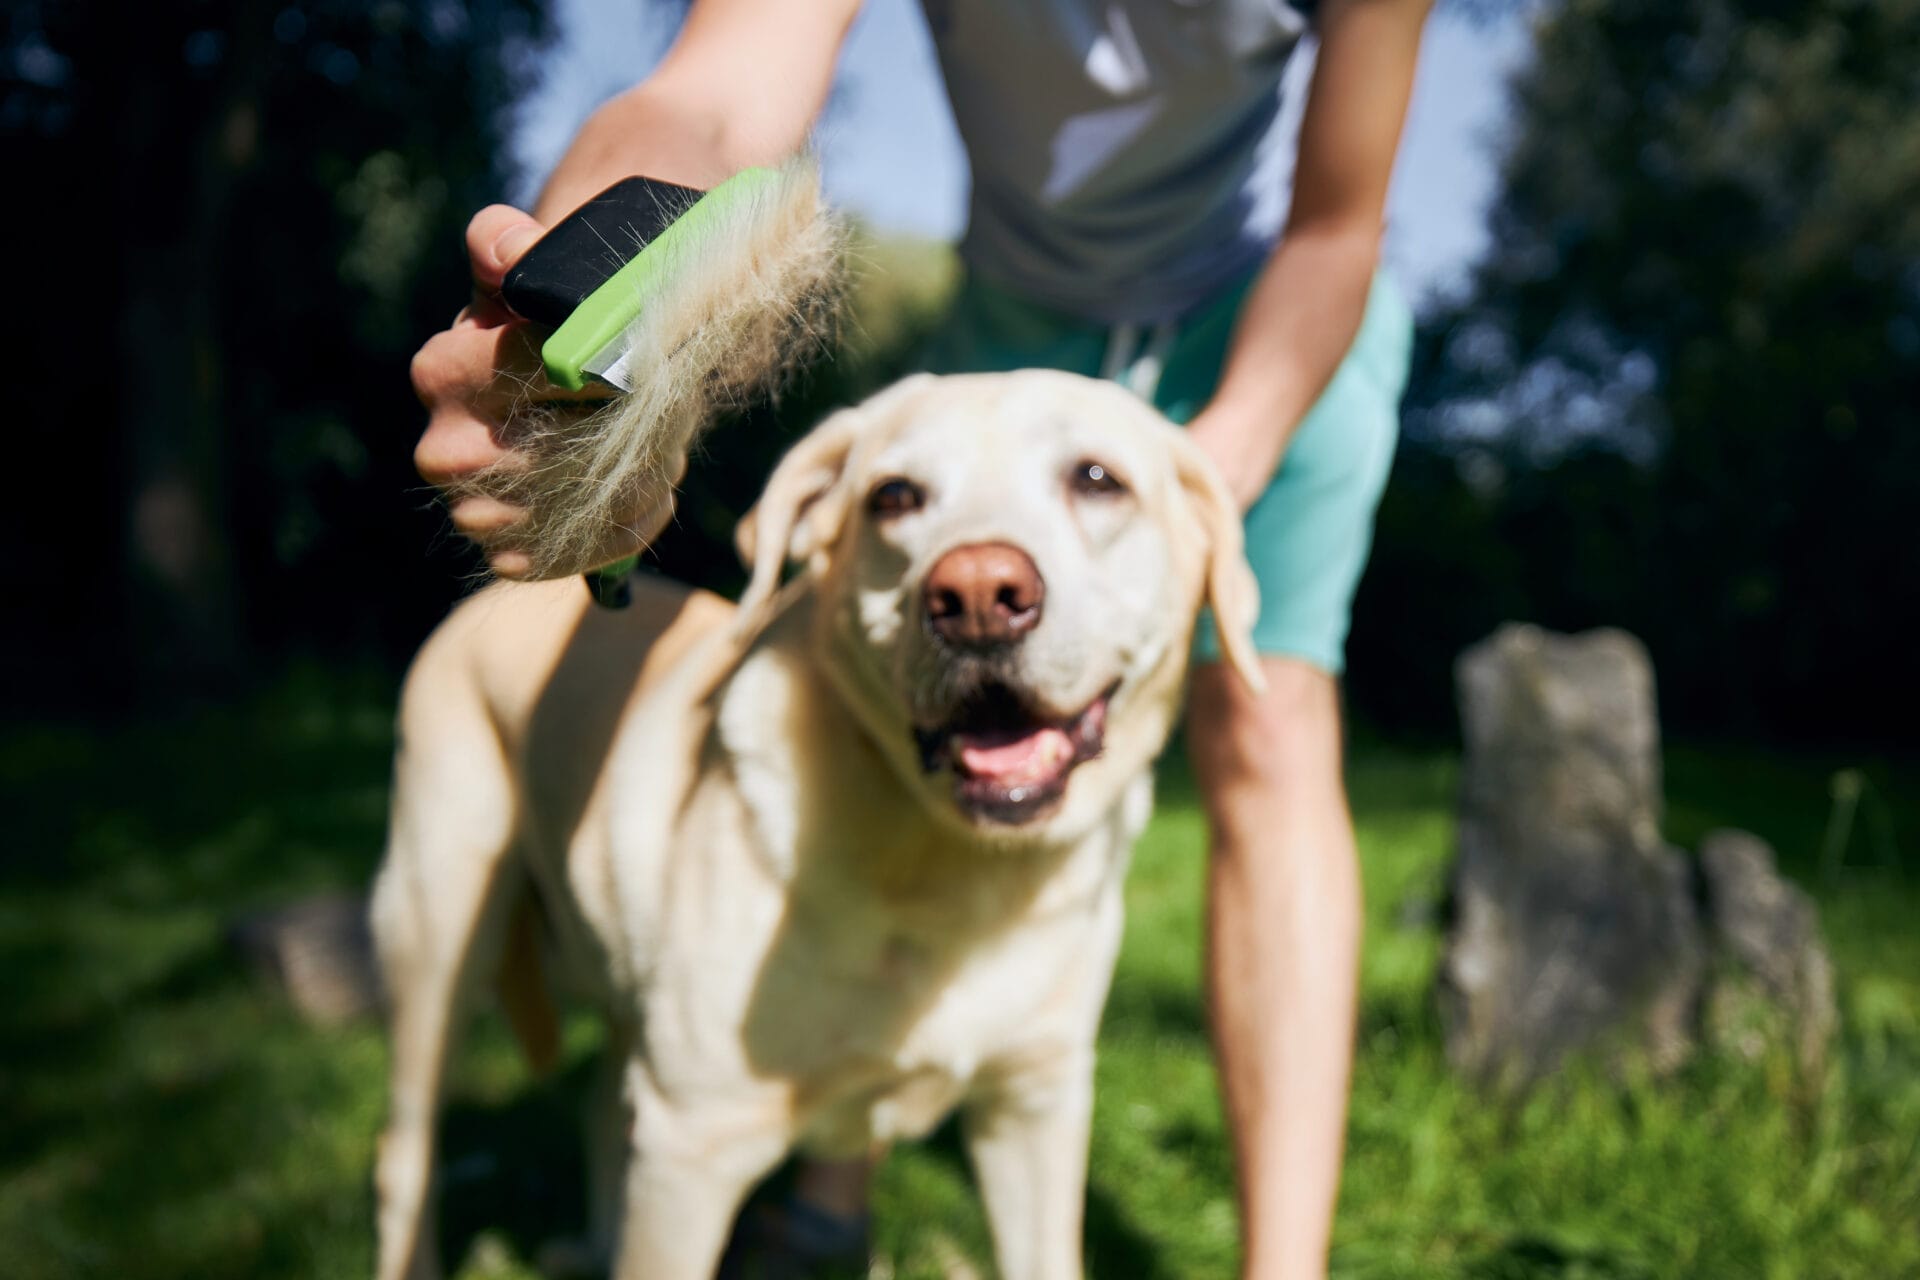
xmin=924 ymin=542 xmax=1045 ymax=645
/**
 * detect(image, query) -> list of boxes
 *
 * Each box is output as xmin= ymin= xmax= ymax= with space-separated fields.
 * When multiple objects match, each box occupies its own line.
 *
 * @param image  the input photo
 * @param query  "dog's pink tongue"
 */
xmin=955 ymin=727 xmax=1074 ymax=785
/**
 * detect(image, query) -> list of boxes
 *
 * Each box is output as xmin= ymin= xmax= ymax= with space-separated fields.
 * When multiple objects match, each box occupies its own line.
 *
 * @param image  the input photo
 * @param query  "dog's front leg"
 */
xmin=370 ymin=735 xmax=522 ymax=1280
xmin=583 ymin=1016 xmax=637 ymax=1261
xmin=611 ymin=1075 xmax=789 ymax=1280
xmin=963 ymin=1050 xmax=1094 ymax=1280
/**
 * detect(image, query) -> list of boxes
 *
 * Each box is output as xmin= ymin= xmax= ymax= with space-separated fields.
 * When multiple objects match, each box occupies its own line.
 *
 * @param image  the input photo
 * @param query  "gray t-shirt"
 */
xmin=921 ymin=0 xmax=1312 ymax=324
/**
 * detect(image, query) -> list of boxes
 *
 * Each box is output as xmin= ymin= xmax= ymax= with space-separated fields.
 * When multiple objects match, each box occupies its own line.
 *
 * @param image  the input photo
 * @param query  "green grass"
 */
xmin=2 ymin=671 xmax=1916 ymax=1279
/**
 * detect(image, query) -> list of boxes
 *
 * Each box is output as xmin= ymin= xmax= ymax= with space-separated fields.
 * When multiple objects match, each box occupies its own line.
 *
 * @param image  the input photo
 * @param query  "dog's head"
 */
xmin=737 ymin=370 xmax=1262 ymax=845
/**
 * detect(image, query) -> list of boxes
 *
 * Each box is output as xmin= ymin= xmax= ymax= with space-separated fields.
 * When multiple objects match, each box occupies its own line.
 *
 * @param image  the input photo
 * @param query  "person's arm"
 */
xmin=1186 ymin=0 xmax=1430 ymax=510
xmin=1191 ymin=5 xmax=1429 ymax=1280
xmin=413 ymin=0 xmax=863 ymax=578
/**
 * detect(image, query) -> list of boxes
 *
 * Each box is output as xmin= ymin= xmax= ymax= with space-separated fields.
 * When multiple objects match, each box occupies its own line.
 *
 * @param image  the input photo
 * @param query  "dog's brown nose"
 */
xmin=924 ymin=542 xmax=1045 ymax=647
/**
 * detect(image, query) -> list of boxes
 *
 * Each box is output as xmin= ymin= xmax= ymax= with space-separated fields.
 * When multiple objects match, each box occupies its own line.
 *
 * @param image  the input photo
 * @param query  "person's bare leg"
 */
xmin=1188 ymin=656 xmax=1361 ymax=1280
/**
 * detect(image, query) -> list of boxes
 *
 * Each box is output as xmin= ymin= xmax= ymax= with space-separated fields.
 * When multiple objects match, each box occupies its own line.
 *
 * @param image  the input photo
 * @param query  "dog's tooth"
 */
xmin=1048 ymin=729 xmax=1074 ymax=769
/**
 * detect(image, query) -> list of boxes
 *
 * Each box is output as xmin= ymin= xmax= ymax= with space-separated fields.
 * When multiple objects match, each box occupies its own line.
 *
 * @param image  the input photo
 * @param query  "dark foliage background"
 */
xmin=1350 ymin=0 xmax=1920 ymax=745
xmin=5 ymin=0 xmax=549 ymax=712
xmin=4 ymin=0 xmax=1916 ymax=752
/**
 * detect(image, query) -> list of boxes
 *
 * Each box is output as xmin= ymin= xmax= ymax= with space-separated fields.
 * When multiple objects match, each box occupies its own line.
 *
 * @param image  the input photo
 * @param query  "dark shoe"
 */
xmin=716 ymin=1192 xmax=871 ymax=1280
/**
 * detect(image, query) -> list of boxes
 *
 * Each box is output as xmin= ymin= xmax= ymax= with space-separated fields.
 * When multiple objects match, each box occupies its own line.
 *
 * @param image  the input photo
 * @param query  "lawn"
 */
xmin=2 ymin=669 xmax=1915 ymax=1279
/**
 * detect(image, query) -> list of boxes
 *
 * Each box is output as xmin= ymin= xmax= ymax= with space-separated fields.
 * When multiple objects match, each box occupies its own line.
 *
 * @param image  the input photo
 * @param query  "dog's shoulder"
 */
xmin=401 ymin=576 xmax=737 ymax=748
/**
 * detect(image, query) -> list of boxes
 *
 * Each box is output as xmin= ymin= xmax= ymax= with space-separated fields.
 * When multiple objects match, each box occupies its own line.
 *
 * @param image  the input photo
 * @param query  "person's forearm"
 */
xmin=1212 ymin=225 xmax=1378 ymax=437
xmin=1206 ymin=762 xmax=1362 ymax=1279
xmin=533 ymin=86 xmax=759 ymax=223
xmin=529 ymin=0 xmax=862 ymax=222
xmin=1189 ymin=0 xmax=1426 ymax=508
xmin=1186 ymin=227 xmax=1379 ymax=507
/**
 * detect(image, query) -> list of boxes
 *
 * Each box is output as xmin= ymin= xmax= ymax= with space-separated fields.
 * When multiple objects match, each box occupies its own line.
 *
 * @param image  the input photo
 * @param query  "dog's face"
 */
xmin=739 ymin=371 xmax=1262 ymax=845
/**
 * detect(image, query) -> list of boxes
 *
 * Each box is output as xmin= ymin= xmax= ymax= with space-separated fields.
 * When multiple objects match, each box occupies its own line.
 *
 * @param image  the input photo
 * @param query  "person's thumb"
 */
xmin=465 ymin=204 xmax=545 ymax=292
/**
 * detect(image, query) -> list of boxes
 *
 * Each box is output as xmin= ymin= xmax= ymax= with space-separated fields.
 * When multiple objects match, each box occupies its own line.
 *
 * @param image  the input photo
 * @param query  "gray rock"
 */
xmin=230 ymin=891 xmax=381 ymax=1026
xmin=1439 ymin=624 xmax=1704 ymax=1084
xmin=1698 ymin=829 xmax=1836 ymax=1077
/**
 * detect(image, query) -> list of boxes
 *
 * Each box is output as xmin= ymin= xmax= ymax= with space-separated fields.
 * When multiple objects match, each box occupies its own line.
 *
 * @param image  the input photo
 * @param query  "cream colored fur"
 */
xmin=371 ymin=370 xmax=1260 ymax=1280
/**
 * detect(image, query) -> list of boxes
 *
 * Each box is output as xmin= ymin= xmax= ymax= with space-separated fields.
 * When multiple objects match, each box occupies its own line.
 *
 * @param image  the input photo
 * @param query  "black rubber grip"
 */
xmin=500 ymin=175 xmax=707 ymax=329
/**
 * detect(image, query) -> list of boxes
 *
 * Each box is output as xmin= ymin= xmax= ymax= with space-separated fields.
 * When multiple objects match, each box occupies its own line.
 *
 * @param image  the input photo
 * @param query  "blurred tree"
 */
xmin=3 ymin=0 xmax=549 ymax=711
xmin=1354 ymin=0 xmax=1920 ymax=743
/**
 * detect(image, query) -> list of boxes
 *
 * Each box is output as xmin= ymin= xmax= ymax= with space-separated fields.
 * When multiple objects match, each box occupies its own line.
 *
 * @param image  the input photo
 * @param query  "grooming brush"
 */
xmin=486 ymin=157 xmax=845 ymax=599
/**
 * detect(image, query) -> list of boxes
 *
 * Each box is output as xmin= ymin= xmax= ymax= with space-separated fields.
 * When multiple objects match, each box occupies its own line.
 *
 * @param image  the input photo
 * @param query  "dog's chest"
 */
xmin=775 ymin=891 xmax=1122 ymax=1155
xmin=803 ymin=1060 xmax=969 ymax=1155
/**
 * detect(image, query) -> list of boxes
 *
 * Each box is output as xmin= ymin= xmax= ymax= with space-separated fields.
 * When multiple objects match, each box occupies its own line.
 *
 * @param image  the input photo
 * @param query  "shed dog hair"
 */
xmin=452 ymin=157 xmax=847 ymax=580
xmin=371 ymin=369 xmax=1260 ymax=1280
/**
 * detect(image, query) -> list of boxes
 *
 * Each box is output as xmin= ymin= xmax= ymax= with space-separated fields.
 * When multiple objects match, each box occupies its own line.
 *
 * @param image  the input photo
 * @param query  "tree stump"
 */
xmin=230 ymin=891 xmax=381 ymax=1026
xmin=1439 ymin=624 xmax=1704 ymax=1084
xmin=1698 ymin=829 xmax=1836 ymax=1078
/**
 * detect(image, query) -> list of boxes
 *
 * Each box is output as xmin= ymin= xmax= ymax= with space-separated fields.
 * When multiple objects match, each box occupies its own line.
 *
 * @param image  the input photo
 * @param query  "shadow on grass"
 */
xmin=1084 ymin=1178 xmax=1181 ymax=1280
xmin=435 ymin=1055 xmax=598 ymax=1271
xmin=0 ymin=964 xmax=385 ymax=1278
xmin=427 ymin=1065 xmax=1183 ymax=1278
xmin=902 ymin=1112 xmax=1179 ymax=1280
xmin=1103 ymin=972 xmax=1211 ymax=1046
xmin=1457 ymin=1230 xmax=1655 ymax=1280
xmin=0 ymin=934 xmax=235 ymax=1165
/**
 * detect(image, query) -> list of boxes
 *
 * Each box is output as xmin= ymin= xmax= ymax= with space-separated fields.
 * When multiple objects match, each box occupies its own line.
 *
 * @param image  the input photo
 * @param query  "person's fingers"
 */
xmin=415 ymin=203 xmax=645 ymax=577
xmin=624 ymin=490 xmax=678 ymax=553
xmin=483 ymin=323 xmax=559 ymax=397
xmin=466 ymin=204 xmax=545 ymax=293
xmin=488 ymin=548 xmax=536 ymax=579
xmin=458 ymin=292 xmax=518 ymax=330
xmin=410 ymin=325 xmax=496 ymax=412
xmin=415 ymin=408 xmax=515 ymax=490
xmin=442 ymin=487 xmax=538 ymax=580
xmin=445 ymin=493 xmax=526 ymax=539
xmin=413 ymin=319 xmax=589 ymax=415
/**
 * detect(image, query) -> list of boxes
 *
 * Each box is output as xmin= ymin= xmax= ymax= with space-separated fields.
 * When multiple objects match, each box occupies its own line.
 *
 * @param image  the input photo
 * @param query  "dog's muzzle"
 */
xmin=912 ymin=679 xmax=1118 ymax=826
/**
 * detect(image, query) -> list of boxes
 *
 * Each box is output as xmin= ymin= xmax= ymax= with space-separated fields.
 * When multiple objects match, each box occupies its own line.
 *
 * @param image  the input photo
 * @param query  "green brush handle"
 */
xmin=585 ymin=555 xmax=641 ymax=609
xmin=541 ymin=166 xmax=782 ymax=390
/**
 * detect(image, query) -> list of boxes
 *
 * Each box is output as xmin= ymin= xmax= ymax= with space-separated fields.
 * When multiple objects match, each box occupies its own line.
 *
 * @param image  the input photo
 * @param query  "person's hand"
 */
xmin=411 ymin=205 xmax=673 ymax=578
xmin=1185 ymin=402 xmax=1294 ymax=514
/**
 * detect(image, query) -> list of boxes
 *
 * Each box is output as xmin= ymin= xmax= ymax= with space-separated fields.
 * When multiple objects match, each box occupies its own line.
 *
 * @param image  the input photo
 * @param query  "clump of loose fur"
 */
xmin=456 ymin=156 xmax=848 ymax=579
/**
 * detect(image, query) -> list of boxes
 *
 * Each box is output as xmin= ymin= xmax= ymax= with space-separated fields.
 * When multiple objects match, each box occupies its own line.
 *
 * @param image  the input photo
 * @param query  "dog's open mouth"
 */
xmin=914 ymin=681 xmax=1116 ymax=825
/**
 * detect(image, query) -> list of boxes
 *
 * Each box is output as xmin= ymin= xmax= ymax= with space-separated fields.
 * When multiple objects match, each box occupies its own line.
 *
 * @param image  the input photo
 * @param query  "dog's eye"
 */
xmin=867 ymin=477 xmax=926 ymax=518
xmin=1070 ymin=460 xmax=1127 ymax=496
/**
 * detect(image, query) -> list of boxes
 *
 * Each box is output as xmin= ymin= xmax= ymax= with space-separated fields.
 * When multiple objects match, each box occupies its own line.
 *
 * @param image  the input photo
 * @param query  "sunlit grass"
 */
xmin=2 ymin=671 xmax=1914 ymax=1278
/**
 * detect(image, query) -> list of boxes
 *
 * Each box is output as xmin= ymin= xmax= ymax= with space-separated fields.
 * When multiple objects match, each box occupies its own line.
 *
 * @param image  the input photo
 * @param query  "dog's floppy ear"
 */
xmin=1173 ymin=438 xmax=1267 ymax=696
xmin=735 ymin=407 xmax=864 ymax=626
xmin=734 ymin=374 xmax=936 ymax=629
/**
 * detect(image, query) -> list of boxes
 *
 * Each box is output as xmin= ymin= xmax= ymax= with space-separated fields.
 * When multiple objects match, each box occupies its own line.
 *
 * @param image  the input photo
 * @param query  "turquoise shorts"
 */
xmin=917 ymin=269 xmax=1413 ymax=673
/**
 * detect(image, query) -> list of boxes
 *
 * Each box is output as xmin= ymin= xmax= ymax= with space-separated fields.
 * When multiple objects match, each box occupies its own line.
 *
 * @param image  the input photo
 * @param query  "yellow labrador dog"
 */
xmin=371 ymin=370 xmax=1260 ymax=1280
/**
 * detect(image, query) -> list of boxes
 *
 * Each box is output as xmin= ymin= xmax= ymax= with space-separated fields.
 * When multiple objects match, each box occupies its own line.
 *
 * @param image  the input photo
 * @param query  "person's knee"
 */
xmin=1188 ymin=656 xmax=1345 ymax=812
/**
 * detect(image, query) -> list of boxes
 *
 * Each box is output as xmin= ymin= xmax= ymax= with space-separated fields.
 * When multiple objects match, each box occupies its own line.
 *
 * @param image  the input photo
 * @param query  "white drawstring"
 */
xmin=1127 ymin=320 xmax=1179 ymax=402
xmin=1099 ymin=320 xmax=1141 ymax=383
xmin=1099 ymin=318 xmax=1179 ymax=403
